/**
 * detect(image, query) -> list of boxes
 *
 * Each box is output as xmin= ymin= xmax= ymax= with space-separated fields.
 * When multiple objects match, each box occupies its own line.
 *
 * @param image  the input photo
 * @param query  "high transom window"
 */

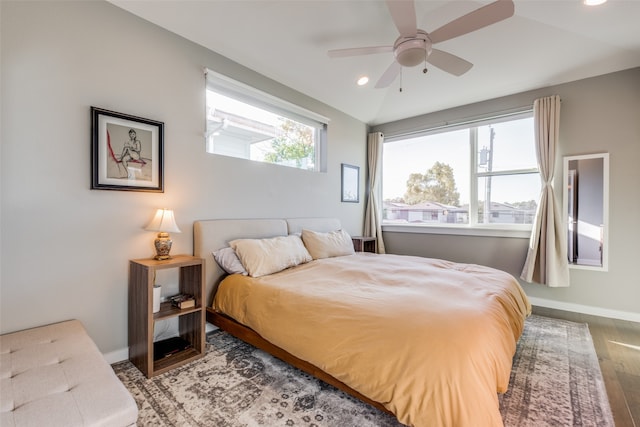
xmin=382 ymin=111 xmax=540 ymax=231
xmin=205 ymin=69 xmax=328 ymax=172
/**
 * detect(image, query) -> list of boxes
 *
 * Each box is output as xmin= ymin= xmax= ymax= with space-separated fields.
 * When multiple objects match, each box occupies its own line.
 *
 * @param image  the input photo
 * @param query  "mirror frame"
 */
xmin=562 ymin=152 xmax=609 ymax=271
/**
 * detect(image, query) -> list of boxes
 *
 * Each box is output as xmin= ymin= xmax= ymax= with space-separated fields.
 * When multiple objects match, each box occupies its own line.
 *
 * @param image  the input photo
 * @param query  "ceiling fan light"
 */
xmin=394 ymin=38 xmax=430 ymax=67
xmin=397 ymin=48 xmax=425 ymax=67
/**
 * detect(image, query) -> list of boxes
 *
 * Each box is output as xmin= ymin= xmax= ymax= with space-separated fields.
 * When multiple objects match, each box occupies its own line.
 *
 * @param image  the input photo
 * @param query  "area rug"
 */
xmin=112 ymin=315 xmax=614 ymax=426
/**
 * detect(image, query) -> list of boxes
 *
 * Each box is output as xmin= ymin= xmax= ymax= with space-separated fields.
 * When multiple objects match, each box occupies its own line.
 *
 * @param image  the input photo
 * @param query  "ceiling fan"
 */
xmin=328 ymin=0 xmax=515 ymax=89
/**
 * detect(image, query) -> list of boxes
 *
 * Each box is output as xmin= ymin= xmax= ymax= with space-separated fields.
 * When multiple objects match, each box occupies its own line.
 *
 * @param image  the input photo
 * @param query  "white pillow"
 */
xmin=301 ymin=229 xmax=355 ymax=260
xmin=213 ymin=247 xmax=248 ymax=275
xmin=229 ymin=235 xmax=312 ymax=278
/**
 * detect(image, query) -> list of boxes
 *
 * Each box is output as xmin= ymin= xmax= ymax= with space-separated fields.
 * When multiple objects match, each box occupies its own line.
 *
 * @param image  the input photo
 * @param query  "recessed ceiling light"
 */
xmin=357 ymin=76 xmax=369 ymax=86
xmin=583 ymin=0 xmax=607 ymax=6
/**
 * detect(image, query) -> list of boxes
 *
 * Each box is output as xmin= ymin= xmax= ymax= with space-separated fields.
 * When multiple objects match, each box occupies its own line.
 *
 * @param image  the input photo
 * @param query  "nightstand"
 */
xmin=351 ymin=236 xmax=376 ymax=253
xmin=128 ymin=255 xmax=205 ymax=378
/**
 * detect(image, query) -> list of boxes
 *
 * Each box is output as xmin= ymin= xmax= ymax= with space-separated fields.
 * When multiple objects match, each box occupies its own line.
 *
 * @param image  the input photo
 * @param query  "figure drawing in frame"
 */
xmin=106 ymin=124 xmax=152 ymax=181
xmin=91 ymin=106 xmax=164 ymax=192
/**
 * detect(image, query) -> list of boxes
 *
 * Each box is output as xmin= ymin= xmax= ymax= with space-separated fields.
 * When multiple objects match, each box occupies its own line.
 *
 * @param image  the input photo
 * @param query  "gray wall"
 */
xmin=0 ymin=1 xmax=367 ymax=353
xmin=375 ymin=68 xmax=640 ymax=316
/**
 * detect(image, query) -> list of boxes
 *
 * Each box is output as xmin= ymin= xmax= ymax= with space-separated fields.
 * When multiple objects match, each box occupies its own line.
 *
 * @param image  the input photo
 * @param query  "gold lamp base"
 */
xmin=153 ymin=232 xmax=173 ymax=260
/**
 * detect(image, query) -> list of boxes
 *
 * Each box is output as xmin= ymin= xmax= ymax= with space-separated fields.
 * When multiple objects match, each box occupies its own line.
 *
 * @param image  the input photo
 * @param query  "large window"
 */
xmin=383 ymin=112 xmax=540 ymax=231
xmin=205 ymin=69 xmax=328 ymax=171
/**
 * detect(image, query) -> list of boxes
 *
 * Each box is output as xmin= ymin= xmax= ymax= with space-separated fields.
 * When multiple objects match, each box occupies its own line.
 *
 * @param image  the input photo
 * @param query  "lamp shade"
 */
xmin=145 ymin=209 xmax=181 ymax=233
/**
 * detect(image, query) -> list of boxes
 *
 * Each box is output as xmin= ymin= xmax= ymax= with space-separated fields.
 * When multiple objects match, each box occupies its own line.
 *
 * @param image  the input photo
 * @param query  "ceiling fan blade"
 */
xmin=375 ymin=61 xmax=401 ymax=88
xmin=328 ymin=46 xmax=393 ymax=58
xmin=428 ymin=0 xmax=515 ymax=44
xmin=427 ymin=49 xmax=473 ymax=76
xmin=386 ymin=0 xmax=417 ymax=37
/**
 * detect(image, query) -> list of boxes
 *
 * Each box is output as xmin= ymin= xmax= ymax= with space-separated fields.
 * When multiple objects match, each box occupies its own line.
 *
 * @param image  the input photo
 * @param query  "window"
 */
xmin=205 ymin=69 xmax=328 ymax=171
xmin=382 ymin=112 xmax=540 ymax=232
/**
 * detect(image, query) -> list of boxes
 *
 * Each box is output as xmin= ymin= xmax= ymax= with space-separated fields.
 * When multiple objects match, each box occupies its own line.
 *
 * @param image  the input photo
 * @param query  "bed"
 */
xmin=194 ymin=218 xmax=531 ymax=427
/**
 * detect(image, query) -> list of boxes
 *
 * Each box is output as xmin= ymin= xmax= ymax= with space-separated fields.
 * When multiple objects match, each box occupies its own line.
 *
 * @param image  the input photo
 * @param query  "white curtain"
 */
xmin=520 ymin=95 xmax=570 ymax=287
xmin=364 ymin=132 xmax=386 ymax=254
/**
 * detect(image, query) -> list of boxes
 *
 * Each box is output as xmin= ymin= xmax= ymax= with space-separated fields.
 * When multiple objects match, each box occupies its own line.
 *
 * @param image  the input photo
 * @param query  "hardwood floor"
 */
xmin=532 ymin=306 xmax=640 ymax=427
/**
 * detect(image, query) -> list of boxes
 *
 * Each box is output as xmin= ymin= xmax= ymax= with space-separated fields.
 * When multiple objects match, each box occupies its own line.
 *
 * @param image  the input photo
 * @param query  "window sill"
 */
xmin=381 ymin=223 xmax=532 ymax=239
xmin=568 ymin=263 xmax=608 ymax=272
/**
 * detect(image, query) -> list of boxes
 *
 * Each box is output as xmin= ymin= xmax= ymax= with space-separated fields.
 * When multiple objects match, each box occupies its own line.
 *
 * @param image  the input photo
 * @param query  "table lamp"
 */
xmin=145 ymin=208 xmax=181 ymax=260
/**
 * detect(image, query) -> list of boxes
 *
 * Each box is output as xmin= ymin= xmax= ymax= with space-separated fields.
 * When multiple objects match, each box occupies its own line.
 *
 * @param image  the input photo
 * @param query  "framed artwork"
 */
xmin=91 ymin=107 xmax=164 ymax=192
xmin=341 ymin=163 xmax=359 ymax=203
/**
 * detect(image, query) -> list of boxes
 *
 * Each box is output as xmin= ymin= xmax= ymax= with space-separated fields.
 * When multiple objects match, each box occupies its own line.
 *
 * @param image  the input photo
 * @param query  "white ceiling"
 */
xmin=109 ymin=0 xmax=640 ymax=126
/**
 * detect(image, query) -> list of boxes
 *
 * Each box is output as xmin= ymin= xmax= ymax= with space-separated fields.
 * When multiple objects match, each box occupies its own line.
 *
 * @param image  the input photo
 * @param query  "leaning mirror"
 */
xmin=562 ymin=153 xmax=609 ymax=271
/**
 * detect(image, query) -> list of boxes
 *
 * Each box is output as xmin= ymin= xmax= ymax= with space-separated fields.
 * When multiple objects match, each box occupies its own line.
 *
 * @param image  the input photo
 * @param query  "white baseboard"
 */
xmin=529 ymin=296 xmax=640 ymax=323
xmin=104 ymin=348 xmax=130 ymax=364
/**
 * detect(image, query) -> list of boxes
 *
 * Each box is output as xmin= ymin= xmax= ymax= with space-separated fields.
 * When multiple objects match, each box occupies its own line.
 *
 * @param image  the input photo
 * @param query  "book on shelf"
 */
xmin=170 ymin=293 xmax=195 ymax=309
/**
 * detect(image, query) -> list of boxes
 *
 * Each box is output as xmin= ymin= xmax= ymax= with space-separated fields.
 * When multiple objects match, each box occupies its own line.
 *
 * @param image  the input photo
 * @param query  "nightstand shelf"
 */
xmin=153 ymin=347 xmax=201 ymax=373
xmin=153 ymin=302 xmax=201 ymax=321
xmin=128 ymin=255 xmax=205 ymax=378
xmin=352 ymin=236 xmax=376 ymax=253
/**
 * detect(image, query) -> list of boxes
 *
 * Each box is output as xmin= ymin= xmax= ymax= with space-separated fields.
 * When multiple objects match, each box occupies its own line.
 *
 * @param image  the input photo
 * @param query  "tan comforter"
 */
xmin=213 ymin=253 xmax=531 ymax=427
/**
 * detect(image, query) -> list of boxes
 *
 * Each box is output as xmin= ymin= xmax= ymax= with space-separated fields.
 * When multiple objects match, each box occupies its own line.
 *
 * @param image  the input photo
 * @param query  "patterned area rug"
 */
xmin=498 ymin=315 xmax=613 ymax=426
xmin=113 ymin=315 xmax=614 ymax=426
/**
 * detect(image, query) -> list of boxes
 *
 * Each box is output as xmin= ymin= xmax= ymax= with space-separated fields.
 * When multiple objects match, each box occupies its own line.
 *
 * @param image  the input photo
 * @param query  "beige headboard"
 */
xmin=193 ymin=217 xmax=341 ymax=307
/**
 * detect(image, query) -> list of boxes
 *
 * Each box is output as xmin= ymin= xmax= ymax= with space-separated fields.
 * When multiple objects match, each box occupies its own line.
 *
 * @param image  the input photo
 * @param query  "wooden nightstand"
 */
xmin=351 ymin=236 xmax=376 ymax=253
xmin=128 ymin=255 xmax=205 ymax=378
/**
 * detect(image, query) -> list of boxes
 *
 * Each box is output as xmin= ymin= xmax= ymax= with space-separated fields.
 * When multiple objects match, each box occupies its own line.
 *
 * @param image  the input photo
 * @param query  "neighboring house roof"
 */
xmin=384 ymin=201 xmax=465 ymax=212
xmin=459 ymin=201 xmax=536 ymax=212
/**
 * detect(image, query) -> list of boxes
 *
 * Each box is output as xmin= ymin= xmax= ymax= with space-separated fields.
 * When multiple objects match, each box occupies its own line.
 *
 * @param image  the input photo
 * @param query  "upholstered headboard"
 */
xmin=193 ymin=217 xmax=341 ymax=307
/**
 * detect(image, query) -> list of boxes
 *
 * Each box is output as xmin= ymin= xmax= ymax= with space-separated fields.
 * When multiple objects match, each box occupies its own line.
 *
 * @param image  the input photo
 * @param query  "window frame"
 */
xmin=204 ymin=68 xmax=329 ymax=172
xmin=381 ymin=109 xmax=538 ymax=238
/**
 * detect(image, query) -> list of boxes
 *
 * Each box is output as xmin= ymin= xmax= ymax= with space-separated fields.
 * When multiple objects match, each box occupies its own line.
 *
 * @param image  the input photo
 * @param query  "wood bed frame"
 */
xmin=205 ymin=308 xmax=391 ymax=415
xmin=193 ymin=218 xmax=392 ymax=417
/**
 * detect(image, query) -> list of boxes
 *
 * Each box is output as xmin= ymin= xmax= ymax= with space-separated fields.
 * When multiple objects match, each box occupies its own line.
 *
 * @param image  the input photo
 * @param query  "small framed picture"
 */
xmin=341 ymin=163 xmax=359 ymax=203
xmin=91 ymin=107 xmax=164 ymax=192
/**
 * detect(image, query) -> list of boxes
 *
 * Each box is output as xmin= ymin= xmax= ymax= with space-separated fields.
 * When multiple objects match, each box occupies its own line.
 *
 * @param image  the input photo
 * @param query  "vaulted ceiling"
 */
xmin=109 ymin=0 xmax=640 ymax=125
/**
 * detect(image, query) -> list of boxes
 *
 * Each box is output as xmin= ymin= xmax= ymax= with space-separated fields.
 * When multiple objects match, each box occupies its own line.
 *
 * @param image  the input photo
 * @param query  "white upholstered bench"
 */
xmin=0 ymin=320 xmax=138 ymax=427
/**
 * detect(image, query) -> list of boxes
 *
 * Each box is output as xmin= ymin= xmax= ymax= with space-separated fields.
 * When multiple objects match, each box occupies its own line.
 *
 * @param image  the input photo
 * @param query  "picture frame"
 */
xmin=91 ymin=107 xmax=164 ymax=192
xmin=341 ymin=163 xmax=359 ymax=203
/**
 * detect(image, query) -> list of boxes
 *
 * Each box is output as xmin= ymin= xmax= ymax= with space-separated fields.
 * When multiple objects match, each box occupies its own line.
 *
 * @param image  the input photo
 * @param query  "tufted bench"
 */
xmin=0 ymin=320 xmax=138 ymax=427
